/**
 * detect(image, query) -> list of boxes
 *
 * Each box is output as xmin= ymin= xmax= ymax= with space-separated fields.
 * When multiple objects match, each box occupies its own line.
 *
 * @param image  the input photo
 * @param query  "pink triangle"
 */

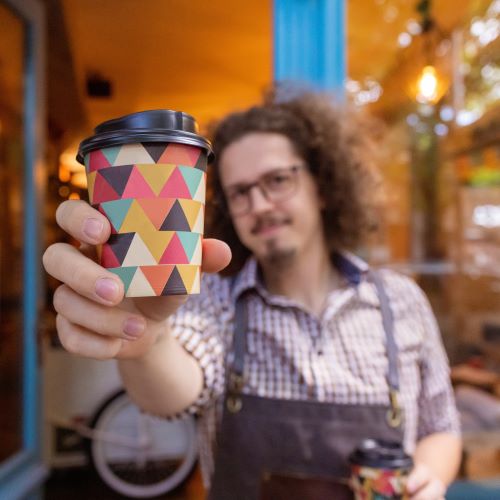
xmin=92 ymin=172 xmax=120 ymax=204
xmin=158 ymin=167 xmax=191 ymax=199
xmin=101 ymin=242 xmax=121 ymax=268
xmin=158 ymin=144 xmax=200 ymax=166
xmin=159 ymin=233 xmax=189 ymax=264
xmin=88 ymin=149 xmax=111 ymax=172
xmin=121 ymin=167 xmax=156 ymax=199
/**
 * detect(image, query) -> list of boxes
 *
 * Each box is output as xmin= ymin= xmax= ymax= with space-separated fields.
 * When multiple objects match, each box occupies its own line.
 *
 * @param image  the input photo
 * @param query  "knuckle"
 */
xmin=55 ymin=201 xmax=69 ymax=226
xmin=56 ymin=314 xmax=79 ymax=354
xmin=42 ymin=243 xmax=61 ymax=272
xmin=53 ymin=285 xmax=69 ymax=313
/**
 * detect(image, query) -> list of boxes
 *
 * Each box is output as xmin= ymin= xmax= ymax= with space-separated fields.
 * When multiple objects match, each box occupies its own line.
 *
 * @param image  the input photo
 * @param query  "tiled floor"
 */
xmin=44 ymin=465 xmax=206 ymax=500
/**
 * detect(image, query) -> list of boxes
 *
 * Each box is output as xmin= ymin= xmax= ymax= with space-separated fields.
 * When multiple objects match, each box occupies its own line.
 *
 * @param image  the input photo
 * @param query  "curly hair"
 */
xmin=205 ymin=88 xmax=384 ymax=275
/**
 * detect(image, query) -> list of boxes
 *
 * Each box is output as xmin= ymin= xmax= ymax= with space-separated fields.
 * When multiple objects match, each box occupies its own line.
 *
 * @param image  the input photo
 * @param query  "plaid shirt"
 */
xmin=169 ymin=252 xmax=460 ymax=487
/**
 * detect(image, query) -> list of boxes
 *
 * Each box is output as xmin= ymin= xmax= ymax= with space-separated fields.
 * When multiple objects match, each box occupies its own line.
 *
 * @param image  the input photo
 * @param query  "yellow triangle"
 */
xmin=192 ymin=174 xmax=206 ymax=203
xmin=126 ymin=267 xmax=156 ymax=297
xmin=120 ymin=199 xmax=157 ymax=234
xmin=141 ymin=229 xmax=175 ymax=262
xmin=86 ymin=171 xmax=97 ymax=204
xmin=135 ymin=163 xmax=176 ymax=196
xmin=190 ymin=267 xmax=201 ymax=294
xmin=192 ymin=205 xmax=205 ymax=234
xmin=122 ymin=233 xmax=157 ymax=266
xmin=178 ymin=199 xmax=202 ymax=230
xmin=177 ymin=265 xmax=200 ymax=293
xmin=190 ymin=237 xmax=202 ymax=265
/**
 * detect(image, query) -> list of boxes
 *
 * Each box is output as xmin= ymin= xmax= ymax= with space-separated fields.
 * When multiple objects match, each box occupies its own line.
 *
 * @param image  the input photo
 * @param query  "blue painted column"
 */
xmin=273 ymin=0 xmax=346 ymax=92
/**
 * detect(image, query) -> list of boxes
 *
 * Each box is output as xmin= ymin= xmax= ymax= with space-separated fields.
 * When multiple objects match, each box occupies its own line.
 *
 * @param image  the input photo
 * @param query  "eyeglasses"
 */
xmin=224 ymin=165 xmax=303 ymax=217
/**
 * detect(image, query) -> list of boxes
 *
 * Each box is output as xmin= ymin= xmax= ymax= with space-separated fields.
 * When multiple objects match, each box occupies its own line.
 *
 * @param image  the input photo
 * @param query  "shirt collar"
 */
xmin=229 ymin=250 xmax=370 ymax=302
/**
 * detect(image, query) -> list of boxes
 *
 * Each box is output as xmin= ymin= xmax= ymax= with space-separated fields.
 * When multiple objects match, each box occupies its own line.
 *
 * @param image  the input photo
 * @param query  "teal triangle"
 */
xmin=84 ymin=154 xmax=90 ymax=170
xmin=102 ymin=145 xmax=122 ymax=166
xmin=179 ymin=166 xmax=203 ymax=198
xmin=100 ymin=199 xmax=134 ymax=232
xmin=108 ymin=266 xmax=137 ymax=293
xmin=177 ymin=231 xmax=199 ymax=261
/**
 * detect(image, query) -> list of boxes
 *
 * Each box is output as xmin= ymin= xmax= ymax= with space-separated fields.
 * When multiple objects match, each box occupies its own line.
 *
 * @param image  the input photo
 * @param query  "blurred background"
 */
xmin=1 ymin=0 xmax=499 ymax=498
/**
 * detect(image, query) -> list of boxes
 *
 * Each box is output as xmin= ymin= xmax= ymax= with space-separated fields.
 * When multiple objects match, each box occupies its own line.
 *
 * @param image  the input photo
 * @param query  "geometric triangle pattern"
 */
xmin=83 ymin=142 xmax=208 ymax=297
xmin=107 ymin=264 xmax=201 ymax=296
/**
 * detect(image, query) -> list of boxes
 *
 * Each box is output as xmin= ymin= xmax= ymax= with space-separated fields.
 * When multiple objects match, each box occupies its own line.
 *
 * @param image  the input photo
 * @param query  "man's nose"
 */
xmin=248 ymin=185 xmax=273 ymax=214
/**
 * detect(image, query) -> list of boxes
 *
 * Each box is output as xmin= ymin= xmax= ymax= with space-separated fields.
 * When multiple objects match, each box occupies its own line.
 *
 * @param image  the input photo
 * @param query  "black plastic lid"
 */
xmin=77 ymin=109 xmax=213 ymax=164
xmin=348 ymin=439 xmax=413 ymax=470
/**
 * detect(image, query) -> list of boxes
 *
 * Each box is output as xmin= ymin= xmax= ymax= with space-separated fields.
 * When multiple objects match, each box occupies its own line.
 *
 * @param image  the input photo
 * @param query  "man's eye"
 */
xmin=229 ymin=187 xmax=247 ymax=200
xmin=268 ymin=173 xmax=290 ymax=188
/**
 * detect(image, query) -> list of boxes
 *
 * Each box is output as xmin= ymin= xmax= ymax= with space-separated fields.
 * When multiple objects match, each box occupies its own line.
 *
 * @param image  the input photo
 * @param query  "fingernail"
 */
xmin=83 ymin=218 xmax=103 ymax=240
xmin=95 ymin=278 xmax=119 ymax=302
xmin=123 ymin=317 xmax=146 ymax=339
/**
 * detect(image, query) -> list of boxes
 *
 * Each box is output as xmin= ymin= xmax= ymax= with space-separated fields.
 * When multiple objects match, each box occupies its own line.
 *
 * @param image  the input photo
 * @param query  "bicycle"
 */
xmin=50 ymin=389 xmax=199 ymax=498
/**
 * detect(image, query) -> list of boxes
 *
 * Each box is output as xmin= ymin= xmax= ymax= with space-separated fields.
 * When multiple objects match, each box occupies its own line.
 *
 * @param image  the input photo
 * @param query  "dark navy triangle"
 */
xmin=99 ymin=165 xmax=134 ymax=196
xmin=160 ymin=199 xmax=191 ymax=231
xmin=162 ymin=266 xmax=187 ymax=295
xmin=142 ymin=142 xmax=167 ymax=163
xmin=107 ymin=232 xmax=135 ymax=265
xmin=194 ymin=151 xmax=207 ymax=172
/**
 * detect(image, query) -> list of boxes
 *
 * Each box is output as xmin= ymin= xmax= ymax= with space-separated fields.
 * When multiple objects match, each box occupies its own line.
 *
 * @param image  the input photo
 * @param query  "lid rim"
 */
xmin=77 ymin=128 xmax=213 ymax=164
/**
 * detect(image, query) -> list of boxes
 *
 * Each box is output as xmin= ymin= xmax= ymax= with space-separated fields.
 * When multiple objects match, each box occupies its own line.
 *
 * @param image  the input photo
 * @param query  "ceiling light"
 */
xmin=416 ymin=66 xmax=439 ymax=103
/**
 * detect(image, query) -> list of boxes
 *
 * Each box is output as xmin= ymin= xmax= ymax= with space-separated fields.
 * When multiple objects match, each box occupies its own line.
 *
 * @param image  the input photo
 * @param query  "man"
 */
xmin=43 ymin=91 xmax=461 ymax=499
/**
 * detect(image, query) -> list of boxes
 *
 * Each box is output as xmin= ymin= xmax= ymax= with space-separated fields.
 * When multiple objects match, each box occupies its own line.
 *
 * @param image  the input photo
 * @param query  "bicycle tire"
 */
xmin=85 ymin=390 xmax=198 ymax=498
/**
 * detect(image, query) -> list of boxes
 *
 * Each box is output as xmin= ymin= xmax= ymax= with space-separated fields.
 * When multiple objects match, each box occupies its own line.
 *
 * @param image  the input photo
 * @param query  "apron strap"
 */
xmin=225 ymin=276 xmax=247 ymax=412
xmin=368 ymin=270 xmax=403 ymax=428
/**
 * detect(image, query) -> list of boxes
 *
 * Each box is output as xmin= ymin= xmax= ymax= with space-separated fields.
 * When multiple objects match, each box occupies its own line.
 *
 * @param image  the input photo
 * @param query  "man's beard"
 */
xmin=250 ymin=213 xmax=296 ymax=268
xmin=262 ymin=238 xmax=296 ymax=268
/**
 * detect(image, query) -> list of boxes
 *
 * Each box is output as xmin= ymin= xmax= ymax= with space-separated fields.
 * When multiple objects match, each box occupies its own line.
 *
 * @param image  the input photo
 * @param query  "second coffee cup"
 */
xmin=349 ymin=439 xmax=413 ymax=500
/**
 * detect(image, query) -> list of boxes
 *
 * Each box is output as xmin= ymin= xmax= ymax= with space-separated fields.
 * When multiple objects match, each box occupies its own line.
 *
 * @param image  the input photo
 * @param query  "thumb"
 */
xmin=201 ymin=238 xmax=232 ymax=273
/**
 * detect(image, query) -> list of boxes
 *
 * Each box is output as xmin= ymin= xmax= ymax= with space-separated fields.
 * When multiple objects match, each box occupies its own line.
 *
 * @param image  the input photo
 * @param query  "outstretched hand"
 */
xmin=43 ymin=200 xmax=231 ymax=360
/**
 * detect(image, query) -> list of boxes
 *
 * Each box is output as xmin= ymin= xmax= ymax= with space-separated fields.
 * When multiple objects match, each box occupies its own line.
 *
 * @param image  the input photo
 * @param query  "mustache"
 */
xmin=251 ymin=215 xmax=291 ymax=234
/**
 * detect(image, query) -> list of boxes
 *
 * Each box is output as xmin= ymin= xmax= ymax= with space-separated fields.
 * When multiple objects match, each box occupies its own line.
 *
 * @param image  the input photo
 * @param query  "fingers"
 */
xmin=56 ymin=314 xmax=123 ymax=360
xmin=410 ymin=479 xmax=445 ymax=500
xmin=56 ymin=199 xmax=110 ymax=245
xmin=54 ymin=284 xmax=146 ymax=340
xmin=408 ymin=464 xmax=446 ymax=500
xmin=43 ymin=243 xmax=124 ymax=306
xmin=201 ymin=238 xmax=232 ymax=273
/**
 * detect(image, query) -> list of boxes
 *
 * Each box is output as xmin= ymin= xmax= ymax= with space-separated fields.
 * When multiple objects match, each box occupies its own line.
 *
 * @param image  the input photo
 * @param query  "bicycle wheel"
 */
xmin=87 ymin=390 xmax=198 ymax=498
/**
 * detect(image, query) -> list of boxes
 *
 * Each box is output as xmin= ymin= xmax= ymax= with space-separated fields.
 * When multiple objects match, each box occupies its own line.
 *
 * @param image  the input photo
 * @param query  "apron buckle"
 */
xmin=226 ymin=372 xmax=245 ymax=413
xmin=387 ymin=389 xmax=403 ymax=428
xmin=228 ymin=372 xmax=245 ymax=392
xmin=226 ymin=395 xmax=243 ymax=413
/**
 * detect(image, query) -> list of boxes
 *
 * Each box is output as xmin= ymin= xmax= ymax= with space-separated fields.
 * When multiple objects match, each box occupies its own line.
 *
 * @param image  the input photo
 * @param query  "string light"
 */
xmin=416 ymin=65 xmax=439 ymax=103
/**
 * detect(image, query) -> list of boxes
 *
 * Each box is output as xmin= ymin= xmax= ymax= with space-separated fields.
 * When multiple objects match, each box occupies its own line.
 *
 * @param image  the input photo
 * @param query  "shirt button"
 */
xmin=317 ymin=349 xmax=324 ymax=356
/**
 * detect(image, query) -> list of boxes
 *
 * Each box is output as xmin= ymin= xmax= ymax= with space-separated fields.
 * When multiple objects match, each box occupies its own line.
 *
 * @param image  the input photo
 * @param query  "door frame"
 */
xmin=0 ymin=0 xmax=47 ymax=497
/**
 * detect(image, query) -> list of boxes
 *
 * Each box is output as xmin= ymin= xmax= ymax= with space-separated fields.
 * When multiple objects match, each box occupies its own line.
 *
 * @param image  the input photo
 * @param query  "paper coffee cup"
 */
xmin=77 ymin=110 xmax=212 ymax=297
xmin=349 ymin=439 xmax=413 ymax=499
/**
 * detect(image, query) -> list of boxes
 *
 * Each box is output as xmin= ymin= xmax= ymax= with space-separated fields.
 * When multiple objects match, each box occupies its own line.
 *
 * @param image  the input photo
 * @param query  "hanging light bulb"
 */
xmin=416 ymin=65 xmax=439 ymax=103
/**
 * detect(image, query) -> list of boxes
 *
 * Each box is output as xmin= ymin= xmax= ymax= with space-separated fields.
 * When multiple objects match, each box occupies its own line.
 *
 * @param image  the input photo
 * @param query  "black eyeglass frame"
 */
xmin=223 ymin=165 xmax=304 ymax=217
